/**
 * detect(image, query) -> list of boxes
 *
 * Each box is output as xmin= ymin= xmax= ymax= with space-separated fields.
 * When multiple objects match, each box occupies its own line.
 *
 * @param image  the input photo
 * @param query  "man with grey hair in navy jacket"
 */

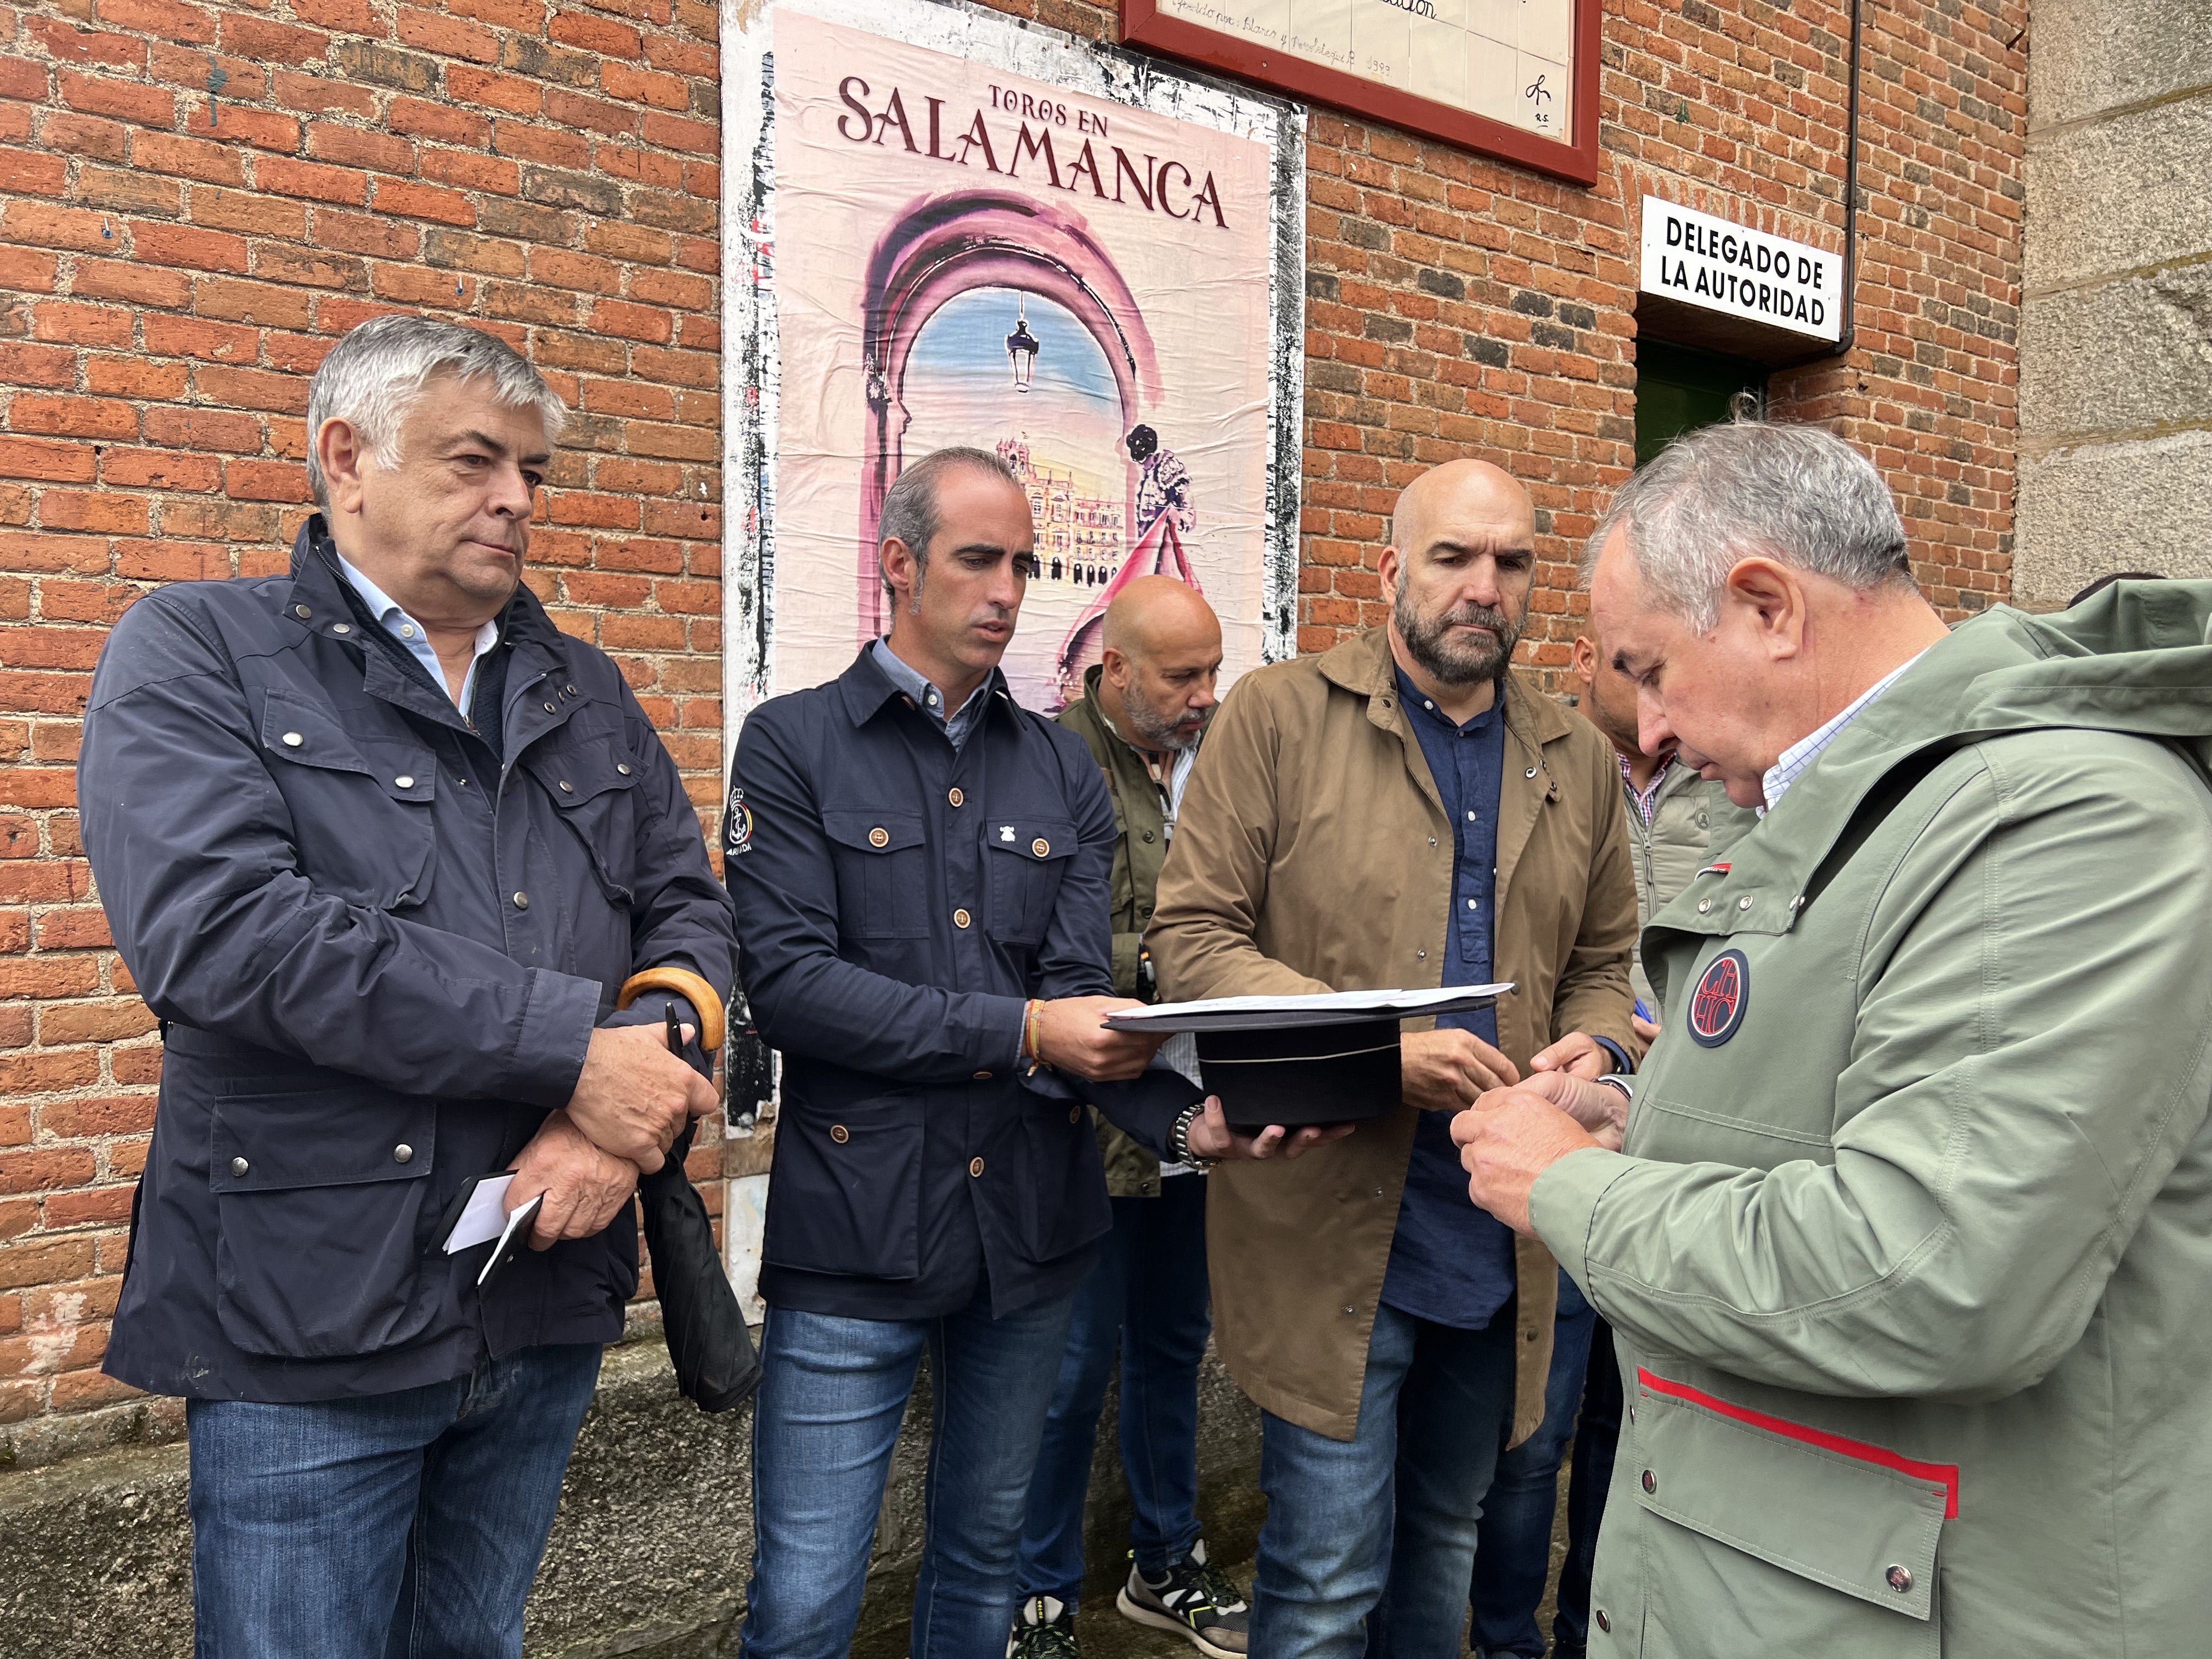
xmin=81 ymin=315 xmax=737 ymax=1658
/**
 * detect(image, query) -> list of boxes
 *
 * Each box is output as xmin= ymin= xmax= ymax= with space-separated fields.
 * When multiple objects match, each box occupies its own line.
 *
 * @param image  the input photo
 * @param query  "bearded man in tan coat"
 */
xmin=1150 ymin=459 xmax=1638 ymax=1657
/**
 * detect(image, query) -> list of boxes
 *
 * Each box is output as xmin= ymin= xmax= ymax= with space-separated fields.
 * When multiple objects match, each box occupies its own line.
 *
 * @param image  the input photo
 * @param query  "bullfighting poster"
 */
xmin=721 ymin=0 xmax=1305 ymax=717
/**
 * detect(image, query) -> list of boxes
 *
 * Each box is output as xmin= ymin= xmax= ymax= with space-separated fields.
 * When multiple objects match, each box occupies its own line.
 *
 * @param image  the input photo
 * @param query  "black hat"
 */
xmin=1108 ymin=986 xmax=1511 ymax=1134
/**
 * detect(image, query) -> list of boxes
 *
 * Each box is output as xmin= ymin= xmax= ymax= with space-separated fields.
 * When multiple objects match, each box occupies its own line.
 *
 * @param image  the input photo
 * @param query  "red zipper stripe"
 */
xmin=1637 ymin=1368 xmax=1959 ymax=1518
xmin=1699 ymin=862 xmax=1731 ymax=876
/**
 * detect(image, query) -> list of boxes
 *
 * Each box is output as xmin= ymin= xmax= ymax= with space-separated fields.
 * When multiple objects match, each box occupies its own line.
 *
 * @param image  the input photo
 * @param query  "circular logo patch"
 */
xmin=1686 ymin=948 xmax=1750 ymax=1047
xmin=723 ymin=786 xmax=754 ymax=857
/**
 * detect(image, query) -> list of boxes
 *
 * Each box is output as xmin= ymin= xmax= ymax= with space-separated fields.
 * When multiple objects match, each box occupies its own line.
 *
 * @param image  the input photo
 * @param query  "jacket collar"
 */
xmin=285 ymin=517 xmax=567 ymax=658
xmin=283 ymin=517 xmax=574 ymax=739
xmin=834 ymin=641 xmax=1015 ymax=730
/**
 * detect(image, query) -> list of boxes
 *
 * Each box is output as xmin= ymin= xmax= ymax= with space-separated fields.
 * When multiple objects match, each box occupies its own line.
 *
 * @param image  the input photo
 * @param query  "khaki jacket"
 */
xmin=1622 ymin=762 xmax=1759 ymax=1008
xmin=1057 ymin=666 xmax=1189 ymax=1198
xmin=1534 ymin=586 xmax=2212 ymax=1656
xmin=1151 ymin=629 xmax=1639 ymax=1441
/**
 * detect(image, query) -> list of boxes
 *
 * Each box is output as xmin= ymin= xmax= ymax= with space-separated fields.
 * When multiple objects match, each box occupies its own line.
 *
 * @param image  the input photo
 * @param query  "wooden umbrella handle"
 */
xmin=615 ymin=966 xmax=726 ymax=1053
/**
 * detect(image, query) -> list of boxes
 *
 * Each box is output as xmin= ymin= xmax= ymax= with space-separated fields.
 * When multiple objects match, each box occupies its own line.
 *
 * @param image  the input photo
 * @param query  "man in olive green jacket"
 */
xmin=1458 ymin=419 xmax=2212 ymax=1657
xmin=1011 ymin=578 xmax=1249 ymax=1659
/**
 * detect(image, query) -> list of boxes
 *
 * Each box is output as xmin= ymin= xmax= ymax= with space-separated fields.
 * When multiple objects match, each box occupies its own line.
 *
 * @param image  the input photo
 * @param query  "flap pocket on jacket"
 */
xmin=761 ymin=1092 xmax=923 ymax=1280
xmin=821 ymin=812 xmax=929 ymax=939
xmin=210 ymin=1085 xmax=442 ymax=1359
xmin=985 ymin=815 xmax=1078 ymax=944
xmin=522 ymin=736 xmax=642 ymax=902
xmin=1632 ymin=1367 xmax=1948 ymax=1621
xmin=258 ymin=695 xmax=436 ymax=910
xmin=212 ymin=1086 xmax=436 ymax=1191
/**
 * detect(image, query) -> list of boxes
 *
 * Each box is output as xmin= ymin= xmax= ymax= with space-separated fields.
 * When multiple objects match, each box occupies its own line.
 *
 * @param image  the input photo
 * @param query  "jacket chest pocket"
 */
xmin=985 ymin=816 xmax=1077 ymax=944
xmin=260 ymin=694 xmax=435 ymax=911
xmin=210 ymin=1082 xmax=441 ymax=1359
xmin=522 ymin=732 xmax=641 ymax=904
xmin=822 ymin=811 xmax=930 ymax=939
xmin=1626 ymin=1367 xmax=1945 ymax=1658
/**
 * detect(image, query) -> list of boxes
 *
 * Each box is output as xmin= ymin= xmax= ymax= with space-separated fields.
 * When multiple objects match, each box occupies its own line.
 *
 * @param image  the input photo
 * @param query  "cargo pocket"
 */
xmin=1017 ymin=1093 xmax=1111 ymax=1263
xmin=260 ymin=693 xmax=436 ymax=911
xmin=984 ymin=816 xmax=1078 ymax=944
xmin=761 ymin=1092 xmax=923 ymax=1279
xmin=821 ymin=812 xmax=930 ymax=939
xmin=522 ymin=733 xmax=642 ymax=905
xmin=1628 ymin=1367 xmax=1948 ymax=1658
xmin=211 ymin=1084 xmax=441 ymax=1359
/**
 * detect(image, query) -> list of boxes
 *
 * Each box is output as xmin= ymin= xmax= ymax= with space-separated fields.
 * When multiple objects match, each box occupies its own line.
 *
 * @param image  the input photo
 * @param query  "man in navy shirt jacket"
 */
xmin=724 ymin=448 xmax=1333 ymax=1659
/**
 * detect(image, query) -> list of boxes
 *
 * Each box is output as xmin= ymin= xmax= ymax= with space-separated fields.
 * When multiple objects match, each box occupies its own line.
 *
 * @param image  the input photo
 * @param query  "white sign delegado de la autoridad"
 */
xmin=1639 ymin=195 xmax=1843 ymax=344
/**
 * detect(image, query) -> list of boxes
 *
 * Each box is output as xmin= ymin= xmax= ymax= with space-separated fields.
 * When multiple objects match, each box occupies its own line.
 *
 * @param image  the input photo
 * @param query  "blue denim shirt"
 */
xmin=1380 ymin=665 xmax=1521 ymax=1330
xmin=725 ymin=647 xmax=1196 ymax=1321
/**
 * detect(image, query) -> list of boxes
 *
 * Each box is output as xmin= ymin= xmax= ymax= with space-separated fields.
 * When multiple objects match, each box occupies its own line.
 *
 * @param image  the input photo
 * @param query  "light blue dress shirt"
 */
xmin=335 ymin=554 xmax=500 ymax=712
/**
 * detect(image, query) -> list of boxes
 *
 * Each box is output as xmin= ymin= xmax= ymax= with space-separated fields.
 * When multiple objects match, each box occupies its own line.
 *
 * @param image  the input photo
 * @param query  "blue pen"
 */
xmin=1633 ymin=998 xmax=1654 ymax=1022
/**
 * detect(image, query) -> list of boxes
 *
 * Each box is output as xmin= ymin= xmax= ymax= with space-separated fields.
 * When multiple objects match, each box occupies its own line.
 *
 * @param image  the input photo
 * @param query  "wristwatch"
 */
xmin=1595 ymin=1074 xmax=1635 ymax=1102
xmin=1170 ymin=1101 xmax=1218 ymax=1169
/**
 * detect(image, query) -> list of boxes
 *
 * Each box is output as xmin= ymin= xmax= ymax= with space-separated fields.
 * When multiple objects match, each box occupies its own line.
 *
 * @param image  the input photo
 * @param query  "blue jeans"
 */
xmin=187 ymin=1342 xmax=603 ymax=1659
xmin=1250 ymin=1300 xmax=1517 ymax=1659
xmin=740 ymin=1284 xmax=1079 ymax=1659
xmin=1017 ymin=1175 xmax=1212 ymax=1609
xmin=1466 ymin=1273 xmax=1620 ymax=1658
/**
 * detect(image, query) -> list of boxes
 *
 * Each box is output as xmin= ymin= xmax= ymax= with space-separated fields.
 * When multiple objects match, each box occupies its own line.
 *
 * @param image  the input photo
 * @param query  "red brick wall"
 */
xmin=0 ymin=0 xmax=2025 ymax=1447
xmin=0 ymin=0 xmax=726 ymax=1449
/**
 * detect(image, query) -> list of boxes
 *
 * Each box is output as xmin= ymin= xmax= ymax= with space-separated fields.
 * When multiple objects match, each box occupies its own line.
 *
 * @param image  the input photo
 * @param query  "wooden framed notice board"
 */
xmin=1121 ymin=0 xmax=1600 ymax=186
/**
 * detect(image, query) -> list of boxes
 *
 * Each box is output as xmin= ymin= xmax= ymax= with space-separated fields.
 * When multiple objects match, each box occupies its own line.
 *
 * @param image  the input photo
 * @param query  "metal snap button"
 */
xmin=394 ymin=775 xmax=414 ymax=789
xmin=830 ymin=1124 xmax=849 ymax=1144
xmin=1417 ymin=949 xmax=1426 ymax=959
xmin=1141 ymin=829 xmax=1154 ymax=842
xmin=972 ymin=1070 xmax=992 ymax=1081
xmin=947 ymin=787 xmax=964 ymax=806
xmin=969 ymin=1156 xmax=985 ymax=1177
xmin=1031 ymin=838 xmax=1050 ymax=857
xmin=393 ymin=1144 xmax=414 ymax=1164
xmin=1595 ymin=1609 xmax=1611 ymax=1634
xmin=331 ymin=622 xmax=352 ymax=635
xmin=294 ymin=603 xmax=312 ymax=619
xmin=543 ymin=701 xmax=557 ymax=714
xmin=512 ymin=891 xmax=529 ymax=910
xmin=953 ymin=908 xmax=971 ymax=929
xmin=616 ymin=763 xmax=632 ymax=776
xmin=1068 ymin=1106 xmax=1081 ymax=1124
xmin=1525 ymin=765 xmax=1538 ymax=778
xmin=1342 ymin=1304 xmax=1356 ymax=1315
xmin=1886 ymin=1564 xmax=1913 ymax=1594
xmin=1696 ymin=898 xmax=1712 ymax=913
xmin=281 ymin=731 xmax=303 ymax=747
xmin=1737 ymin=894 xmax=1754 ymax=911
xmin=868 ymin=827 xmax=890 ymax=848
xmin=229 ymin=1156 xmax=249 ymax=1176
xmin=565 ymin=683 xmax=578 ymax=695
xmin=554 ymin=780 xmax=572 ymax=793
xmin=1641 ymin=1469 xmax=1657 ymax=1494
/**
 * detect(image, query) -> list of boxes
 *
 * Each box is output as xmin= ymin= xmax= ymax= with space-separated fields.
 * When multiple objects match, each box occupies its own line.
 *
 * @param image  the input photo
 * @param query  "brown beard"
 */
xmin=1393 ymin=578 xmax=1525 ymax=686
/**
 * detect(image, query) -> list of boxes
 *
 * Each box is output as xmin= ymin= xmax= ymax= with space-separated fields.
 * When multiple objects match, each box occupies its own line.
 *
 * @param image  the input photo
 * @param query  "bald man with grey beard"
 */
xmin=1010 ymin=577 xmax=1251 ymax=1659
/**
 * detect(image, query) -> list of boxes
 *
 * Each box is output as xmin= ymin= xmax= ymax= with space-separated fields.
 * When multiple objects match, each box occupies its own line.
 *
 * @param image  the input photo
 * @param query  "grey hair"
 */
xmin=878 ymin=446 xmax=1024 ymax=606
xmin=1582 ymin=417 xmax=1911 ymax=632
xmin=305 ymin=315 xmax=568 ymax=510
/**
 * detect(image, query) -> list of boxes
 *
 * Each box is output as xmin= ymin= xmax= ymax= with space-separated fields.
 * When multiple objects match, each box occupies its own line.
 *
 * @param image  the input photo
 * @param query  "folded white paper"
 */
xmin=480 ymin=1193 xmax=543 ymax=1289
xmin=1103 ymin=985 xmax=1515 ymax=1033
xmin=442 ymin=1172 xmax=517 ymax=1254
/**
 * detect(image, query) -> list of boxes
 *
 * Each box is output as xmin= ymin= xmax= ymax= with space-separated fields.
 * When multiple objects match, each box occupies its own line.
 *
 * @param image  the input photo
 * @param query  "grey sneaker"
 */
xmin=1114 ymin=1539 xmax=1249 ymax=1658
xmin=1008 ymin=1594 xmax=1080 ymax=1659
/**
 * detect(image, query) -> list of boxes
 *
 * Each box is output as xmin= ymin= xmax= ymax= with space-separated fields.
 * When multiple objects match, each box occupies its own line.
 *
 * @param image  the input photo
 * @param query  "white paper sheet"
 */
xmin=1102 ymin=984 xmax=1515 ymax=1033
xmin=442 ymin=1172 xmax=517 ymax=1255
